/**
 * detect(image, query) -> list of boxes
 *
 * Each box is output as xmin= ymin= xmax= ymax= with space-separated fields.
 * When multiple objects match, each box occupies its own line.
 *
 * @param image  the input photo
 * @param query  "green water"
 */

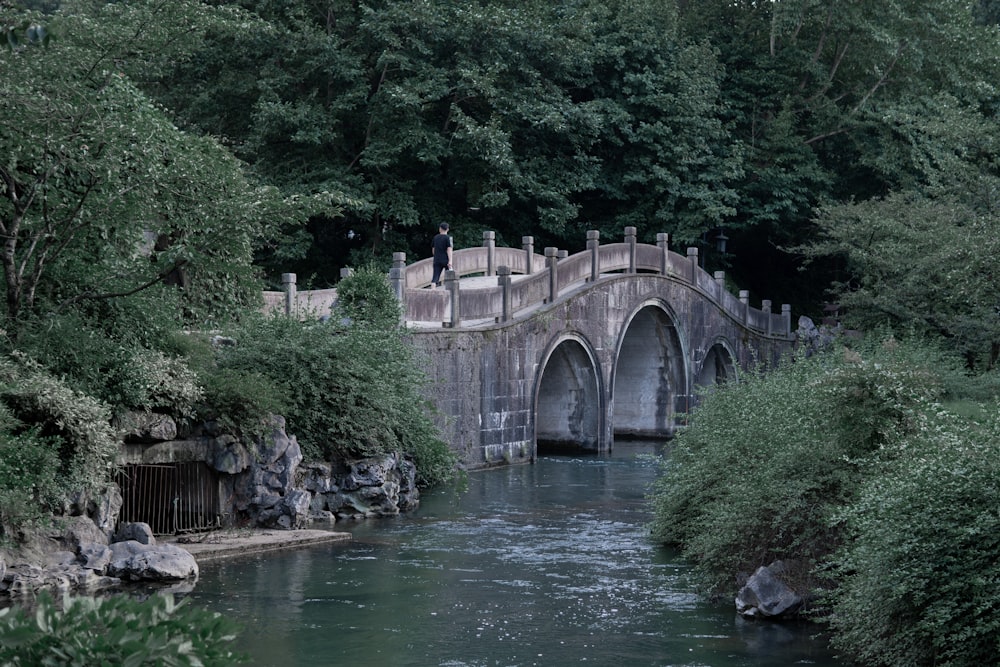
xmin=186 ymin=443 xmax=843 ymax=667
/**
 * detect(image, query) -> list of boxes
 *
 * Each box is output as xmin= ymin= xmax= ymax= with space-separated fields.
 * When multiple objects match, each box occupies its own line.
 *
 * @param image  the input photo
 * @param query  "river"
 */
xmin=186 ymin=442 xmax=843 ymax=667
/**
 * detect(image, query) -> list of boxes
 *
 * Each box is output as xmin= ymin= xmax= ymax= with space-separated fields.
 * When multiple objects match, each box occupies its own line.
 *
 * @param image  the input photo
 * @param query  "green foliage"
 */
xmin=826 ymin=408 xmax=1000 ymax=667
xmin=649 ymin=334 xmax=953 ymax=594
xmin=219 ymin=310 xmax=455 ymax=484
xmin=0 ymin=405 xmax=61 ymax=536
xmin=13 ymin=308 xmax=204 ymax=420
xmin=0 ymin=591 xmax=246 ymax=666
xmin=807 ymin=179 xmax=1000 ymax=370
xmin=334 ymin=264 xmax=402 ymax=329
xmin=0 ymin=353 xmax=118 ymax=493
xmin=214 ymin=309 xmax=457 ymax=486
xmin=197 ymin=366 xmax=288 ymax=440
xmin=0 ymin=1 xmax=309 ymax=331
xmin=651 ymin=332 xmax=1000 ymax=661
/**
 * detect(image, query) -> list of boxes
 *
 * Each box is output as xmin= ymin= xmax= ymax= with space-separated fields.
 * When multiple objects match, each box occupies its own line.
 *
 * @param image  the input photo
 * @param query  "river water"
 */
xmin=187 ymin=442 xmax=843 ymax=667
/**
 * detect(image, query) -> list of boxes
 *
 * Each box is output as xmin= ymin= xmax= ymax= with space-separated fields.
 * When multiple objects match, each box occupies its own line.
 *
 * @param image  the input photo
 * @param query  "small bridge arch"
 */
xmin=696 ymin=338 xmax=739 ymax=390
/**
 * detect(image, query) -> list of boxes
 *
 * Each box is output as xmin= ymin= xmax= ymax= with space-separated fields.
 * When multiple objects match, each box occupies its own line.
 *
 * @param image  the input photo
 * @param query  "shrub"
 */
xmin=214 ymin=313 xmax=457 ymax=486
xmin=11 ymin=305 xmax=203 ymax=419
xmin=335 ymin=263 xmax=403 ymax=329
xmin=0 ymin=353 xmax=118 ymax=493
xmin=648 ymin=334 xmax=952 ymax=595
xmin=825 ymin=408 xmax=1000 ymax=667
xmin=0 ymin=592 xmax=246 ymax=666
xmin=0 ymin=404 xmax=61 ymax=538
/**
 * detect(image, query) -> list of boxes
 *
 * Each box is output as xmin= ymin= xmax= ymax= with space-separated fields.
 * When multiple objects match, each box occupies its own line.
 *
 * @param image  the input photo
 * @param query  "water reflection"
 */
xmin=187 ymin=443 xmax=842 ymax=667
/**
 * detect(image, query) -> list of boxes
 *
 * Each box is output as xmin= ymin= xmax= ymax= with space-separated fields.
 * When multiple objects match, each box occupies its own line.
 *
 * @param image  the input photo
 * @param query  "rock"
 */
xmin=116 ymin=410 xmax=178 ymax=443
xmin=257 ymin=416 xmax=293 ymax=465
xmin=93 ymin=486 xmax=124 ymax=536
xmin=108 ymin=541 xmax=198 ymax=581
xmin=735 ymin=561 xmax=804 ymax=618
xmin=114 ymin=522 xmax=156 ymax=545
xmin=55 ymin=516 xmax=109 ymax=551
xmin=323 ymin=453 xmax=420 ymax=519
xmin=78 ymin=543 xmax=113 ymax=571
xmin=211 ymin=434 xmax=251 ymax=474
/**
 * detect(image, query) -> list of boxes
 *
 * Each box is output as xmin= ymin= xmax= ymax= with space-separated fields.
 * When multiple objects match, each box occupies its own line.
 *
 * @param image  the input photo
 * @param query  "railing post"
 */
xmin=714 ymin=271 xmax=725 ymax=288
xmin=782 ymin=304 xmax=792 ymax=335
xmin=281 ymin=273 xmax=296 ymax=317
xmin=740 ymin=290 xmax=750 ymax=325
xmin=444 ymin=269 xmax=460 ymax=327
xmin=762 ymin=299 xmax=773 ymax=334
xmin=545 ymin=247 xmax=559 ymax=303
xmin=483 ymin=231 xmax=496 ymax=276
xmin=522 ymin=236 xmax=534 ymax=274
xmin=656 ymin=233 xmax=669 ymax=275
xmin=497 ymin=265 xmax=512 ymax=323
xmin=389 ymin=253 xmax=406 ymax=315
xmin=625 ymin=226 xmax=637 ymax=273
xmin=686 ymin=247 xmax=699 ymax=283
xmin=587 ymin=230 xmax=600 ymax=282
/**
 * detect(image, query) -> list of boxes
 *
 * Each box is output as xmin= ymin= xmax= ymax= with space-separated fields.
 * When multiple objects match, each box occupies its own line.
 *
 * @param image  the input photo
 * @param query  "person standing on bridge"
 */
xmin=431 ymin=222 xmax=453 ymax=288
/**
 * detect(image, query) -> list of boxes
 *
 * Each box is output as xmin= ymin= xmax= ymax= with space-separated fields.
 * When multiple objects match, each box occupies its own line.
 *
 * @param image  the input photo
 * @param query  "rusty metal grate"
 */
xmin=117 ymin=462 xmax=221 ymax=536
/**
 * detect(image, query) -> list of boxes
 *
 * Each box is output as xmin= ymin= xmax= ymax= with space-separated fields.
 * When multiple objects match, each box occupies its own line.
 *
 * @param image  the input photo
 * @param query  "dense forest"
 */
xmin=2 ymin=1 xmax=1000 ymax=665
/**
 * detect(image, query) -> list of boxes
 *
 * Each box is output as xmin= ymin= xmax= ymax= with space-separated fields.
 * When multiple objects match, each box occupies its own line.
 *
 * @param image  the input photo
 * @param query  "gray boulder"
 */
xmin=116 ymin=410 xmax=178 ymax=443
xmin=108 ymin=541 xmax=198 ymax=581
xmin=735 ymin=561 xmax=804 ymax=618
xmin=113 ymin=521 xmax=156 ymax=545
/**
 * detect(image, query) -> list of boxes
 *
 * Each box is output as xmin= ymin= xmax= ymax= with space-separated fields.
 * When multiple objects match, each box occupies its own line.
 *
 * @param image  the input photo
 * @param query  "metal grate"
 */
xmin=117 ymin=462 xmax=221 ymax=535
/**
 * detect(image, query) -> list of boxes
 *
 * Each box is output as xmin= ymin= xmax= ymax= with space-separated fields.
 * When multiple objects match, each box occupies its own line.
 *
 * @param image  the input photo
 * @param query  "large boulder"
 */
xmin=113 ymin=522 xmax=156 ymax=545
xmin=107 ymin=541 xmax=198 ymax=581
xmin=735 ymin=561 xmax=804 ymax=618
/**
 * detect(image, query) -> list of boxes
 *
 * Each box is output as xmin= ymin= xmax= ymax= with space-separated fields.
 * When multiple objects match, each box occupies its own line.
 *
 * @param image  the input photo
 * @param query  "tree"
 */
xmin=150 ymin=0 xmax=741 ymax=279
xmin=0 ymin=2 xmax=315 ymax=331
xmin=674 ymin=0 xmax=1000 ymax=312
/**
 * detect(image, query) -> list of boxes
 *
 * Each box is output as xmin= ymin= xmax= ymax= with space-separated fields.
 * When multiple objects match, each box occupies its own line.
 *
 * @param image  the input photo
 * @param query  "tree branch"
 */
xmin=55 ymin=259 xmax=189 ymax=312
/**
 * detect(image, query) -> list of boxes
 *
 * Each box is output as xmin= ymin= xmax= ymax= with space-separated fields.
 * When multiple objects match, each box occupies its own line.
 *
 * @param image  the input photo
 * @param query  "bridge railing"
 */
xmin=266 ymin=228 xmax=792 ymax=336
xmin=391 ymin=227 xmax=791 ymax=336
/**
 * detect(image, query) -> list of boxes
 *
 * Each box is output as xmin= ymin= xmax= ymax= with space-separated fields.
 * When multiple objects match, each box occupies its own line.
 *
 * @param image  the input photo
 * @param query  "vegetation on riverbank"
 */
xmin=650 ymin=334 xmax=1000 ymax=666
xmin=0 ymin=592 xmax=246 ymax=666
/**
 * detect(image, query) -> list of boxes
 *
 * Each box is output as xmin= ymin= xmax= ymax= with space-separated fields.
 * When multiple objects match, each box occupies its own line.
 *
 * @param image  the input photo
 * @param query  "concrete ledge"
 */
xmin=165 ymin=529 xmax=351 ymax=562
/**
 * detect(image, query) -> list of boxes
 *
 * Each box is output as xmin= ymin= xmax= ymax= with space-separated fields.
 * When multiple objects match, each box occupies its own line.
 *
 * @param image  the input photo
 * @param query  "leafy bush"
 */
xmin=0 ymin=353 xmax=118 ymax=493
xmin=825 ymin=408 xmax=1000 ymax=667
xmin=214 ymin=312 xmax=456 ymax=486
xmin=0 ymin=404 xmax=61 ymax=537
xmin=0 ymin=592 xmax=246 ymax=666
xmin=648 ymin=334 xmax=950 ymax=595
xmin=197 ymin=366 xmax=288 ymax=440
xmin=335 ymin=263 xmax=403 ymax=329
xmin=11 ymin=304 xmax=203 ymax=419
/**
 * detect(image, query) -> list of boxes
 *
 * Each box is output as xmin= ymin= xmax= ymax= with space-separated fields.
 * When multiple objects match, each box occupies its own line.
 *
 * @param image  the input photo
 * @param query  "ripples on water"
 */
xmin=186 ymin=444 xmax=842 ymax=667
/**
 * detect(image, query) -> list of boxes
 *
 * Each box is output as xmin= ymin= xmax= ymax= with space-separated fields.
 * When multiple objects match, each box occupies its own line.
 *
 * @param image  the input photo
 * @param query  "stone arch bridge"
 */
xmin=267 ymin=228 xmax=795 ymax=468
xmin=381 ymin=227 xmax=794 ymax=468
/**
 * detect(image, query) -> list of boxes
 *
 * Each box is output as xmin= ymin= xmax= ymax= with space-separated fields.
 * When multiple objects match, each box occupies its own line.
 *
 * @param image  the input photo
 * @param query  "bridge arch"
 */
xmin=534 ymin=333 xmax=604 ymax=454
xmin=695 ymin=337 xmax=738 ymax=390
xmin=611 ymin=300 xmax=688 ymax=440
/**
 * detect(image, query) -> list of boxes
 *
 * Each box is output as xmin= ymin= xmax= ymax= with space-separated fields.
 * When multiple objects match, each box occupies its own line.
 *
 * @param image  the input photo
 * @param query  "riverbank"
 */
xmin=164 ymin=528 xmax=352 ymax=562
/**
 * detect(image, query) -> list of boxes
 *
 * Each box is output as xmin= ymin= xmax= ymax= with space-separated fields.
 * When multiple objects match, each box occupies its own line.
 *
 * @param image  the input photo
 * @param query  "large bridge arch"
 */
xmin=534 ymin=333 xmax=604 ymax=454
xmin=611 ymin=301 xmax=688 ymax=440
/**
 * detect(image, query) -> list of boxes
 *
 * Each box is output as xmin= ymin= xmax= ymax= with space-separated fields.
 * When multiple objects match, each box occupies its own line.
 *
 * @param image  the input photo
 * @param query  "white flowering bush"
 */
xmin=0 ymin=354 xmax=118 ymax=494
xmin=826 ymin=408 xmax=1000 ymax=667
xmin=649 ymin=335 xmax=955 ymax=595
